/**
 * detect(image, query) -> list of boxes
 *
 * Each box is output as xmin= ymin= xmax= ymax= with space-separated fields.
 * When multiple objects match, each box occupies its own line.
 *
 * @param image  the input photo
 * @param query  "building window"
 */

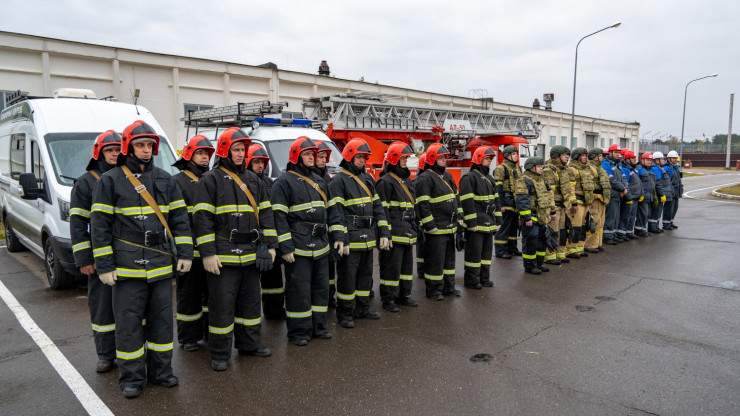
xmin=561 ymin=136 xmax=567 ymax=146
xmin=549 ymin=136 xmax=556 ymax=146
xmin=570 ymin=137 xmax=577 ymax=149
xmin=601 ymin=138 xmax=606 ymax=148
xmin=586 ymin=136 xmax=596 ymax=149
xmin=183 ymin=104 xmax=213 ymax=117
xmin=610 ymin=139 xmax=614 ymax=146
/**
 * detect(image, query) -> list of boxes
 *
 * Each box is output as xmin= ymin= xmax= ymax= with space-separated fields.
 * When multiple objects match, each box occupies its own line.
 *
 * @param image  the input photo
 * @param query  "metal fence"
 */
xmin=638 ymin=141 xmax=740 ymax=154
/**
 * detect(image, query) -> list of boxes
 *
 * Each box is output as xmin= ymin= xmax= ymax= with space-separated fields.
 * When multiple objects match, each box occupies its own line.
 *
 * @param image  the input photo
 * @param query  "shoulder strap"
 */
xmin=183 ymin=170 xmax=199 ymax=182
xmin=387 ymin=172 xmax=415 ymax=204
xmin=502 ymin=164 xmax=510 ymax=180
xmin=431 ymin=171 xmax=455 ymax=194
xmin=288 ymin=170 xmax=327 ymax=203
xmin=121 ymin=165 xmax=172 ymax=238
xmin=341 ymin=170 xmax=373 ymax=199
xmin=218 ymin=166 xmax=260 ymax=226
xmin=472 ymin=169 xmax=494 ymax=188
xmin=88 ymin=170 xmax=100 ymax=180
xmin=523 ymin=177 xmax=536 ymax=196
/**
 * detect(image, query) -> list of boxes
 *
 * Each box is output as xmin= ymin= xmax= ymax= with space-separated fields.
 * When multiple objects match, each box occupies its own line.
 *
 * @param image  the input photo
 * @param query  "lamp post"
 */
xmin=570 ymin=22 xmax=621 ymax=145
xmin=680 ymin=73 xmax=718 ymax=161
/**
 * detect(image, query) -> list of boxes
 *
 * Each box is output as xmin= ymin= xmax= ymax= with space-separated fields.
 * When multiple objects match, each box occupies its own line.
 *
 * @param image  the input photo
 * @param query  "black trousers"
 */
xmin=176 ymin=258 xmax=208 ymax=345
xmin=662 ymin=199 xmax=675 ymax=227
xmin=88 ymin=274 xmax=115 ymax=361
xmin=649 ymin=202 xmax=664 ymax=231
xmin=423 ymin=233 xmax=456 ymax=297
xmin=464 ymin=231 xmax=493 ymax=286
xmin=284 ymin=255 xmax=329 ymax=341
xmin=635 ymin=201 xmax=651 ymax=232
xmin=207 ymin=264 xmax=262 ymax=361
xmin=521 ymin=222 xmax=546 ymax=270
xmin=336 ymin=250 xmax=374 ymax=319
xmin=328 ymin=259 xmax=337 ymax=301
xmin=379 ymin=243 xmax=414 ymax=303
xmin=617 ymin=201 xmax=636 ymax=237
xmin=495 ymin=210 xmax=519 ymax=257
xmin=260 ymin=257 xmax=285 ymax=319
xmin=415 ymin=240 xmax=425 ymax=279
xmin=112 ymin=278 xmax=174 ymax=389
xmin=604 ymin=197 xmax=621 ymax=240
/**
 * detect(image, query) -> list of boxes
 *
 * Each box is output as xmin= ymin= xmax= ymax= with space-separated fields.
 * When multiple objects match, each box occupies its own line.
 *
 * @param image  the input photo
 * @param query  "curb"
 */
xmin=711 ymin=189 xmax=740 ymax=200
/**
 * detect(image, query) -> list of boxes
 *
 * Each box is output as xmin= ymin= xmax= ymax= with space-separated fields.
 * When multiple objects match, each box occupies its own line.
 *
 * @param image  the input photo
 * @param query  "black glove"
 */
xmin=545 ymin=226 xmax=559 ymax=252
xmin=255 ymin=243 xmax=273 ymax=272
xmin=329 ymin=244 xmax=342 ymax=263
xmin=455 ymin=228 xmax=466 ymax=252
xmin=416 ymin=223 xmax=425 ymax=245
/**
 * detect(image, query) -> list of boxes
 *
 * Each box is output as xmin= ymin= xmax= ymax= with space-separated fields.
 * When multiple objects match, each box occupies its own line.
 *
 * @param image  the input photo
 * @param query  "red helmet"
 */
xmin=288 ymin=136 xmax=318 ymax=164
xmin=608 ymin=144 xmax=621 ymax=152
xmin=341 ymin=138 xmax=371 ymax=162
xmin=641 ymin=152 xmax=653 ymax=160
xmin=180 ymin=135 xmax=215 ymax=161
xmin=314 ymin=140 xmax=333 ymax=158
xmin=418 ymin=152 xmax=428 ymax=171
xmin=471 ymin=146 xmax=496 ymax=165
xmin=92 ymin=130 xmax=122 ymax=160
xmin=121 ymin=120 xmax=160 ymax=156
xmin=384 ymin=141 xmax=414 ymax=165
xmin=246 ymin=143 xmax=270 ymax=168
xmin=623 ymin=150 xmax=636 ymax=159
xmin=215 ymin=127 xmax=251 ymax=158
xmin=425 ymin=143 xmax=450 ymax=166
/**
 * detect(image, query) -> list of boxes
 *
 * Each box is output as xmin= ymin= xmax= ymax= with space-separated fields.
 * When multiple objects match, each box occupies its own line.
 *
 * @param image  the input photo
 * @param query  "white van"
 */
xmin=0 ymin=90 xmax=179 ymax=289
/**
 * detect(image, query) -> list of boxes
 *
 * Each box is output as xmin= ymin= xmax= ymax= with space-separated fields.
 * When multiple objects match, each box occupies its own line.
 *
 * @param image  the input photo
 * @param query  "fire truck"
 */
xmin=303 ymin=92 xmax=541 ymax=183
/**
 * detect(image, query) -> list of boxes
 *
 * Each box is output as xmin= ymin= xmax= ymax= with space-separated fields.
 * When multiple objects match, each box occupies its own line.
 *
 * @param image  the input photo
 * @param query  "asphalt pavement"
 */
xmin=1 ymin=172 xmax=738 ymax=416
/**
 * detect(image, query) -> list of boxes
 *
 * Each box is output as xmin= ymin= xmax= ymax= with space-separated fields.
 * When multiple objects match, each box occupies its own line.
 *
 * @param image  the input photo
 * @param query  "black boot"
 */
xmin=536 ymin=257 xmax=549 ymax=272
xmin=524 ymin=258 xmax=541 ymax=274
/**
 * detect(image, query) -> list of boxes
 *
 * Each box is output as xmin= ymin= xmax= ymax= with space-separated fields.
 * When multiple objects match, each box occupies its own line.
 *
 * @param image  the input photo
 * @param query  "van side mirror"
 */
xmin=19 ymin=173 xmax=43 ymax=200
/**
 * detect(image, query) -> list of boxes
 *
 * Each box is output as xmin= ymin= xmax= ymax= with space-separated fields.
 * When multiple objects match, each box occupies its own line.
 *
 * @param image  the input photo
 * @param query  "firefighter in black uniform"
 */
xmin=311 ymin=140 xmax=337 ymax=308
xmin=192 ymin=127 xmax=278 ymax=372
xmin=172 ymin=135 xmax=214 ymax=352
xmin=246 ymin=143 xmax=286 ymax=320
xmin=71 ymin=130 xmax=120 ymax=373
xmin=416 ymin=143 xmax=463 ymax=301
xmin=91 ymin=120 xmax=193 ymax=398
xmin=414 ymin=151 xmax=428 ymax=280
xmin=328 ymin=138 xmax=391 ymax=328
xmin=376 ymin=142 xmax=419 ymax=312
xmin=493 ymin=145 xmax=523 ymax=258
xmin=459 ymin=146 xmax=499 ymax=289
xmin=271 ymin=137 xmax=343 ymax=345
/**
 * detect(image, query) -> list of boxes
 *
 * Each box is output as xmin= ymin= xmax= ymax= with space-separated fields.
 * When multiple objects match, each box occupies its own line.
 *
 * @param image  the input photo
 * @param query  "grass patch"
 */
xmin=0 ymin=222 xmax=5 ymax=240
xmin=682 ymin=172 xmax=702 ymax=177
xmin=716 ymin=184 xmax=740 ymax=196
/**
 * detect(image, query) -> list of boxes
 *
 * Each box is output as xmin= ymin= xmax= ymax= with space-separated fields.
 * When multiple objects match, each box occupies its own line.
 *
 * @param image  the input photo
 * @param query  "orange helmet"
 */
xmin=288 ymin=136 xmax=318 ymax=164
xmin=418 ymin=152 xmax=428 ymax=171
xmin=384 ymin=141 xmax=413 ymax=165
xmin=180 ymin=135 xmax=215 ymax=161
xmin=641 ymin=152 xmax=653 ymax=160
xmin=121 ymin=120 xmax=160 ymax=156
xmin=246 ymin=143 xmax=270 ymax=168
xmin=92 ymin=130 xmax=122 ymax=160
xmin=425 ymin=143 xmax=450 ymax=166
xmin=471 ymin=146 xmax=496 ymax=165
xmin=341 ymin=138 xmax=371 ymax=162
xmin=314 ymin=140 xmax=333 ymax=158
xmin=215 ymin=127 xmax=251 ymax=158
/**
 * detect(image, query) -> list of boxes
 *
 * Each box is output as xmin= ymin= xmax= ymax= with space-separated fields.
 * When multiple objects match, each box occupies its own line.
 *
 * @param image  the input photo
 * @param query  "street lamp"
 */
xmin=570 ymin=22 xmax=621 ymax=144
xmin=680 ymin=73 xmax=718 ymax=160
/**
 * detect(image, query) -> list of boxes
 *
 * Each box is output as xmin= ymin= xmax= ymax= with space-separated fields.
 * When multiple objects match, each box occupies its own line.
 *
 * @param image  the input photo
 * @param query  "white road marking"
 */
xmin=0 ymin=279 xmax=113 ymax=416
xmin=683 ymin=181 xmax=740 ymax=203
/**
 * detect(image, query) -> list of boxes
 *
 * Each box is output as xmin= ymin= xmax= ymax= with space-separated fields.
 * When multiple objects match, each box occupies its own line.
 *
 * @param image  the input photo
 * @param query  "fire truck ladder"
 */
xmin=303 ymin=93 xmax=540 ymax=139
xmin=181 ymin=100 xmax=288 ymax=127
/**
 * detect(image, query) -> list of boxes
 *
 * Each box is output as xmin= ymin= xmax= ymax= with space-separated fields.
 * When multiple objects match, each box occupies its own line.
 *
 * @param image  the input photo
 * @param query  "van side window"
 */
xmin=30 ymin=140 xmax=45 ymax=188
xmin=10 ymin=133 xmax=25 ymax=180
xmin=0 ymin=134 xmax=10 ymax=177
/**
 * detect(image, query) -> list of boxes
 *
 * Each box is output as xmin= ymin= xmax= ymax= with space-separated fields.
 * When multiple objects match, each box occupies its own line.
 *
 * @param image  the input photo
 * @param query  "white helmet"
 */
xmin=652 ymin=151 xmax=665 ymax=159
xmin=667 ymin=150 xmax=679 ymax=158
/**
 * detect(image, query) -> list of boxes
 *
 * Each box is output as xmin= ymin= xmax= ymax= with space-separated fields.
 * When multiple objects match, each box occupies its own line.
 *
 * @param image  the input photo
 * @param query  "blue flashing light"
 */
xmin=292 ymin=119 xmax=313 ymax=126
xmin=255 ymin=117 xmax=281 ymax=125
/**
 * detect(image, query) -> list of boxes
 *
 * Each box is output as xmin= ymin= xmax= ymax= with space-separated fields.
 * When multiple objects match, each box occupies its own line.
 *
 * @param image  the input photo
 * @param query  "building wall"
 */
xmin=0 ymin=31 xmax=640 ymax=152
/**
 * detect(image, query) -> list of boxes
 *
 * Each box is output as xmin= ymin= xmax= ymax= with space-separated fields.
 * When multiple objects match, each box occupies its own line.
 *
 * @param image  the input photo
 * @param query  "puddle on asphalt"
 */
xmin=595 ymin=296 xmax=616 ymax=302
xmin=709 ymin=281 xmax=738 ymax=290
xmin=470 ymin=353 xmax=494 ymax=363
xmin=575 ymin=305 xmax=595 ymax=312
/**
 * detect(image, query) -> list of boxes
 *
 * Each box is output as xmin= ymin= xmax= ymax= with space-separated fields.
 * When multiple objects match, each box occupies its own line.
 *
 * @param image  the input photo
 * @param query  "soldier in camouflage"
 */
xmin=584 ymin=148 xmax=611 ymax=252
xmin=515 ymin=157 xmax=556 ymax=275
xmin=566 ymin=148 xmax=595 ymax=258
xmin=541 ymin=146 xmax=575 ymax=265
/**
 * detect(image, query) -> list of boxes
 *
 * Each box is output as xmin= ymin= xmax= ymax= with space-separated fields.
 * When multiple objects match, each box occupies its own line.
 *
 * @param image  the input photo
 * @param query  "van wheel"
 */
xmin=4 ymin=216 xmax=26 ymax=252
xmin=44 ymin=238 xmax=74 ymax=290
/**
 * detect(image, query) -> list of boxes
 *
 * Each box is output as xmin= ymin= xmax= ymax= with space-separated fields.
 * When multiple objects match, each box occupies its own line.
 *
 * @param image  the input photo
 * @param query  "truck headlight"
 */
xmin=58 ymin=198 xmax=70 ymax=222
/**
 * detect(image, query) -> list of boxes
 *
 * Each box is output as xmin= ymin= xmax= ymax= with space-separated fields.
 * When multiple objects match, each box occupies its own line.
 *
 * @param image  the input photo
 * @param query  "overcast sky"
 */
xmin=2 ymin=0 xmax=737 ymax=142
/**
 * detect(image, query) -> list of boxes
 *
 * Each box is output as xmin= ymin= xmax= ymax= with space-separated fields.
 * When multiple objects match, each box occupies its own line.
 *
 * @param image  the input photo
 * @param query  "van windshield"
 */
xmin=264 ymin=139 xmax=342 ymax=177
xmin=45 ymin=133 xmax=179 ymax=186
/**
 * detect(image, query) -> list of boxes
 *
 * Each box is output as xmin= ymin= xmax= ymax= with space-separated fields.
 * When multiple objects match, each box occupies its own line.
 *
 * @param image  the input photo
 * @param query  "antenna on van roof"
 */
xmin=132 ymin=89 xmax=140 ymax=115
